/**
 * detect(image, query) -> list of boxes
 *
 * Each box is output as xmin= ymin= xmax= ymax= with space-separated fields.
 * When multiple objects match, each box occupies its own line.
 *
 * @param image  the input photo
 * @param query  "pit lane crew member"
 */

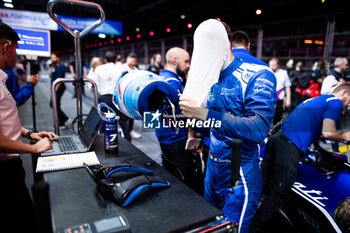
xmin=179 ymin=19 xmax=276 ymax=233
xmin=231 ymin=30 xmax=268 ymax=67
xmin=155 ymin=47 xmax=196 ymax=191
xmin=250 ymin=84 xmax=350 ymax=233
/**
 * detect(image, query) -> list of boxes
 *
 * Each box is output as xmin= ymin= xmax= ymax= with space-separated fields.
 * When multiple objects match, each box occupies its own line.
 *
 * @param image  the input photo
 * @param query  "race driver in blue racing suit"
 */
xmin=179 ymin=20 xmax=276 ymax=233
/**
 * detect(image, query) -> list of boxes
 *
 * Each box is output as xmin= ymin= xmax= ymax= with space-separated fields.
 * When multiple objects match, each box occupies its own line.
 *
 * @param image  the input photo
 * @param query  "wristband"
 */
xmin=25 ymin=129 xmax=38 ymax=139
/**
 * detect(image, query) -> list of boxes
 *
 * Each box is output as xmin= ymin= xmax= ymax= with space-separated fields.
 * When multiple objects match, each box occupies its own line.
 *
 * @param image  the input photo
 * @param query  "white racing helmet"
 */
xmin=113 ymin=70 xmax=179 ymax=119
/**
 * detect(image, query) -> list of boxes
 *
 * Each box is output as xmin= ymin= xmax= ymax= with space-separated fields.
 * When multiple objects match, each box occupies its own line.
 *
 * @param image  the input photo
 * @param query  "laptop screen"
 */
xmin=79 ymin=107 xmax=102 ymax=148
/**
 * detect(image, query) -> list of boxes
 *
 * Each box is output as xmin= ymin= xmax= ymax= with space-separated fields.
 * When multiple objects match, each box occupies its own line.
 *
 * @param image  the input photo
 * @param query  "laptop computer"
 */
xmin=42 ymin=107 xmax=102 ymax=156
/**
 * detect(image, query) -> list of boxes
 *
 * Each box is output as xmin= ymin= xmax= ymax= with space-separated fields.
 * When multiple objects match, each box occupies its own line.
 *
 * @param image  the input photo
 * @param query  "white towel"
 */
xmin=183 ymin=19 xmax=232 ymax=107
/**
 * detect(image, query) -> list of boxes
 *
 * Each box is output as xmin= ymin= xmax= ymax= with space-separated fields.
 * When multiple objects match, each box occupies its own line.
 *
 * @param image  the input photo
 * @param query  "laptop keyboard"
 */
xmin=58 ymin=136 xmax=79 ymax=152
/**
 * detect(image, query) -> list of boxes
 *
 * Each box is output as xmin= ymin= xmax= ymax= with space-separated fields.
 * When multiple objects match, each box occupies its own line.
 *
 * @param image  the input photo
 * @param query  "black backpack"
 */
xmin=288 ymin=70 xmax=302 ymax=87
xmin=298 ymin=72 xmax=312 ymax=89
xmin=299 ymin=71 xmax=323 ymax=90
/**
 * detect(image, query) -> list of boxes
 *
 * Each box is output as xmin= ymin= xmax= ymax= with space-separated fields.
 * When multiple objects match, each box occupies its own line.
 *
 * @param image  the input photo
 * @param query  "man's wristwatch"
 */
xmin=25 ymin=129 xmax=38 ymax=139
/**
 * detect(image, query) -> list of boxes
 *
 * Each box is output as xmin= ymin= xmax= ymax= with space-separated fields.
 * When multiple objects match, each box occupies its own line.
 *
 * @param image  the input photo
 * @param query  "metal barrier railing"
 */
xmin=47 ymin=0 xmax=105 ymax=135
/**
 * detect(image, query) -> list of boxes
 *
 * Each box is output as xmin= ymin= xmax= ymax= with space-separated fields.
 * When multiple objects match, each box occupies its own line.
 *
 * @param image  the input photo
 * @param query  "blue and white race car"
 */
xmin=279 ymin=140 xmax=350 ymax=233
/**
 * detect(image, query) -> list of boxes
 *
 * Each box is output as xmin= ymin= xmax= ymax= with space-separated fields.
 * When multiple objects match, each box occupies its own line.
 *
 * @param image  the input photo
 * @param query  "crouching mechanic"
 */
xmin=250 ymin=84 xmax=350 ymax=232
xmin=179 ymin=19 xmax=276 ymax=233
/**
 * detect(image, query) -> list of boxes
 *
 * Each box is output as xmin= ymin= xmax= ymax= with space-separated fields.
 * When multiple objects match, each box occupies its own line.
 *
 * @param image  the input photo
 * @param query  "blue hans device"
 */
xmin=83 ymin=163 xmax=171 ymax=207
xmin=112 ymin=70 xmax=179 ymax=120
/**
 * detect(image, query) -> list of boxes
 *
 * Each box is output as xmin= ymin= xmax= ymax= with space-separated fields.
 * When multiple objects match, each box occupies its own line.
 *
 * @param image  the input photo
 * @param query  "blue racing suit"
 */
xmin=232 ymin=48 xmax=268 ymax=67
xmin=155 ymin=69 xmax=188 ymax=144
xmin=155 ymin=70 xmax=198 ymax=190
xmin=204 ymin=57 xmax=276 ymax=233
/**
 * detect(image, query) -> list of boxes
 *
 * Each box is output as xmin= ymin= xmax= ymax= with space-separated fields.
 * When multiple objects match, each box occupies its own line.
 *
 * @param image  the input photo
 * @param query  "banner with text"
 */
xmin=0 ymin=8 xmax=122 ymax=35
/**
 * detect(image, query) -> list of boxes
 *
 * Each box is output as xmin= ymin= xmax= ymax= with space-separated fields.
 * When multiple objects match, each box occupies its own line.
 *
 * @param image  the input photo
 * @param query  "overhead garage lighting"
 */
xmin=98 ymin=33 xmax=106 ymax=39
xmin=256 ymin=9 xmax=262 ymax=15
xmin=180 ymin=14 xmax=186 ymax=19
xmin=4 ymin=2 xmax=14 ymax=8
xmin=135 ymin=27 xmax=140 ymax=32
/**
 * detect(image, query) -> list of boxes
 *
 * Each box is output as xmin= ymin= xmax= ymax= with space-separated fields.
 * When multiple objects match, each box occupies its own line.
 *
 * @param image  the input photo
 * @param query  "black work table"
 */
xmin=44 ymin=135 xmax=222 ymax=233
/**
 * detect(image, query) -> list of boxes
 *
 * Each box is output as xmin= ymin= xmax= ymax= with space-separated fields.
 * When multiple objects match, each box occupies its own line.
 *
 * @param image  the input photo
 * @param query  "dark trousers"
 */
xmin=100 ymin=94 xmax=131 ymax=141
xmin=331 ymin=119 xmax=341 ymax=152
xmin=202 ymin=143 xmax=209 ymax=176
xmin=273 ymin=100 xmax=284 ymax=125
xmin=73 ymin=85 xmax=85 ymax=97
xmin=250 ymin=132 xmax=303 ymax=233
xmin=0 ymin=158 xmax=35 ymax=233
xmin=50 ymin=84 xmax=68 ymax=126
xmin=129 ymin=118 xmax=134 ymax=132
xmin=160 ymin=139 xmax=199 ymax=191
xmin=290 ymin=93 xmax=302 ymax=113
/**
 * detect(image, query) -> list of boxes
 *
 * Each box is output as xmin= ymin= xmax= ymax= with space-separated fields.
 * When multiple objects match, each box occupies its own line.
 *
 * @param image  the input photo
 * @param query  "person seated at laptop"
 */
xmin=0 ymin=22 xmax=58 ymax=233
